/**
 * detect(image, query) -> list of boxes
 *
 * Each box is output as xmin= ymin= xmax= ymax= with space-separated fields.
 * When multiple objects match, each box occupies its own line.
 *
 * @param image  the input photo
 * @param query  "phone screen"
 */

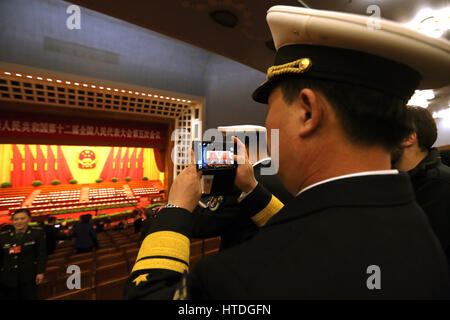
xmin=194 ymin=141 xmax=236 ymax=171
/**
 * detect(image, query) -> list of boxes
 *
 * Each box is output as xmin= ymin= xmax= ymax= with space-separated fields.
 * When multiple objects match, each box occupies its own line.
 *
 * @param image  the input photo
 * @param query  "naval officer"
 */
xmin=124 ymin=6 xmax=450 ymax=299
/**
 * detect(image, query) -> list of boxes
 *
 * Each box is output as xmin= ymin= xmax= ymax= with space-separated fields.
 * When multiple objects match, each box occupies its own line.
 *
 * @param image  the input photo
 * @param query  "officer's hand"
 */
xmin=168 ymin=160 xmax=203 ymax=212
xmin=233 ymin=136 xmax=258 ymax=193
xmin=36 ymin=273 xmax=44 ymax=285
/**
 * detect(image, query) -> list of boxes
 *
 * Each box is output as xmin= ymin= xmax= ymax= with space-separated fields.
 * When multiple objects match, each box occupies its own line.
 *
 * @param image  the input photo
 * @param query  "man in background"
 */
xmin=392 ymin=106 xmax=450 ymax=262
xmin=43 ymin=216 xmax=58 ymax=256
xmin=133 ymin=209 xmax=143 ymax=234
xmin=72 ymin=214 xmax=97 ymax=253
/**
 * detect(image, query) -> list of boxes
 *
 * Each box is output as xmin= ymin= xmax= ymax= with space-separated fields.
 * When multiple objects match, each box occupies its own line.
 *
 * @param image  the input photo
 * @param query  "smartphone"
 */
xmin=193 ymin=140 xmax=237 ymax=172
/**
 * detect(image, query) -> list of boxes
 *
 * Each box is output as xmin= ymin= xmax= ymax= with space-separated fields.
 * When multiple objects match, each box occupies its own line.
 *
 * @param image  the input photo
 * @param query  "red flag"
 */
xmin=119 ymin=147 xmax=130 ymax=180
xmin=23 ymin=145 xmax=36 ymax=186
xmin=35 ymin=146 xmax=47 ymax=184
xmin=100 ymin=147 xmax=115 ymax=181
xmin=128 ymin=148 xmax=138 ymax=180
xmin=112 ymin=147 xmax=122 ymax=180
xmin=153 ymin=148 xmax=165 ymax=172
xmin=11 ymin=144 xmax=23 ymax=187
xmin=46 ymin=146 xmax=58 ymax=184
xmin=56 ymin=146 xmax=73 ymax=184
xmin=137 ymin=148 xmax=144 ymax=180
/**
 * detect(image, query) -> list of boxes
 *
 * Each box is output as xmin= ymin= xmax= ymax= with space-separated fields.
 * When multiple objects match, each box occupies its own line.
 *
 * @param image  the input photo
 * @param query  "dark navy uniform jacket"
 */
xmin=0 ymin=226 xmax=47 ymax=287
xmin=191 ymin=159 xmax=292 ymax=250
xmin=124 ymin=173 xmax=450 ymax=299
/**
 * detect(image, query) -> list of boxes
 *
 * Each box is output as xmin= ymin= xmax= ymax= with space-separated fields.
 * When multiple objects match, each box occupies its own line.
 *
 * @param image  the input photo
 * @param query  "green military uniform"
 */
xmin=0 ymin=226 xmax=47 ymax=300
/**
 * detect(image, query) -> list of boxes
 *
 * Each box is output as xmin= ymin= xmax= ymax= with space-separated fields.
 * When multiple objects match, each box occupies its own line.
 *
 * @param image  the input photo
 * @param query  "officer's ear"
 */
xmin=295 ymin=88 xmax=323 ymax=138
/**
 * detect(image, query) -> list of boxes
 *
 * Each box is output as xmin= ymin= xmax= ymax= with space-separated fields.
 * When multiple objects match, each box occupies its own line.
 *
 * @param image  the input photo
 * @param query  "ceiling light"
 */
xmin=37 ymin=77 xmax=43 ymax=80
xmin=405 ymin=7 xmax=450 ymax=38
xmin=433 ymin=108 xmax=450 ymax=128
xmin=26 ymin=75 xmax=33 ymax=79
xmin=407 ymin=89 xmax=435 ymax=108
xmin=4 ymin=72 xmax=11 ymax=75
xmin=15 ymin=73 xmax=22 ymax=77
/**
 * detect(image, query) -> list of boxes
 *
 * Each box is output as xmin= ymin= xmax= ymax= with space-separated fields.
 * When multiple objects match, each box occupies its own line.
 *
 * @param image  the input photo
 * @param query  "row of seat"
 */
xmin=40 ymin=226 xmax=221 ymax=300
xmin=21 ymin=199 xmax=138 ymax=214
xmin=40 ymin=228 xmax=141 ymax=299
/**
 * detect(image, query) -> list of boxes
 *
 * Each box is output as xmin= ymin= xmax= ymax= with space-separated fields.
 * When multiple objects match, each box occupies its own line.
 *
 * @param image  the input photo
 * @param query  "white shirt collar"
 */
xmin=295 ymin=170 xmax=399 ymax=197
xmin=252 ymin=157 xmax=271 ymax=167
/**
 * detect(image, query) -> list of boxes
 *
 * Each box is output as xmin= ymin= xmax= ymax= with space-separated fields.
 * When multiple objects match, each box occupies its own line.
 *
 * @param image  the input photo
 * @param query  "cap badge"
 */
xmin=266 ymin=58 xmax=312 ymax=81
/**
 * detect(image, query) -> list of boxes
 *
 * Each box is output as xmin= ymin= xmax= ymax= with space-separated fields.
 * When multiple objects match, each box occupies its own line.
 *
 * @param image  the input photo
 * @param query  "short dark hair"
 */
xmin=48 ymin=216 xmax=56 ymax=223
xmin=405 ymin=106 xmax=437 ymax=151
xmin=278 ymin=78 xmax=413 ymax=150
xmin=12 ymin=208 xmax=31 ymax=218
xmin=80 ymin=214 xmax=91 ymax=224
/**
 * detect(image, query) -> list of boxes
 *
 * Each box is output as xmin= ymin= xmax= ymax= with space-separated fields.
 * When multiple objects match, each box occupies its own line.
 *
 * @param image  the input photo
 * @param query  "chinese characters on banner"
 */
xmin=0 ymin=112 xmax=168 ymax=146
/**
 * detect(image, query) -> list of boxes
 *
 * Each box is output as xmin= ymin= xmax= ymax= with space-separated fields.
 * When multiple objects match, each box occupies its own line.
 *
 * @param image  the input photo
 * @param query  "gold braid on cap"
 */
xmin=266 ymin=58 xmax=312 ymax=81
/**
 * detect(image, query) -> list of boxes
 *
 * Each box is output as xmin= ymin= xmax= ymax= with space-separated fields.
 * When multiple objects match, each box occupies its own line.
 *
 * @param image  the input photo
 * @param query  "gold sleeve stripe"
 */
xmin=251 ymin=195 xmax=284 ymax=227
xmin=136 ymin=231 xmax=190 ymax=266
xmin=132 ymin=257 xmax=188 ymax=274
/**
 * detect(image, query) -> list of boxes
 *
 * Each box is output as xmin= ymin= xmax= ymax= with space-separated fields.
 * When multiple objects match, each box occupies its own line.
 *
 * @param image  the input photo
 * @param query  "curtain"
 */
xmin=112 ymin=147 xmax=122 ymax=179
xmin=23 ymin=145 xmax=35 ymax=186
xmin=35 ymin=146 xmax=47 ymax=184
xmin=128 ymin=147 xmax=138 ymax=180
xmin=46 ymin=146 xmax=58 ymax=184
xmin=153 ymin=148 xmax=165 ymax=172
xmin=137 ymin=148 xmax=144 ymax=180
xmin=119 ymin=147 xmax=129 ymax=180
xmin=100 ymin=147 xmax=114 ymax=181
xmin=11 ymin=144 xmax=23 ymax=187
xmin=56 ymin=146 xmax=73 ymax=184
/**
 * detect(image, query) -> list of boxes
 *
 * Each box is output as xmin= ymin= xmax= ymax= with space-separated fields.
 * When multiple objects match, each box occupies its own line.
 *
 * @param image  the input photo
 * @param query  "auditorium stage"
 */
xmin=0 ymin=180 xmax=165 ymax=225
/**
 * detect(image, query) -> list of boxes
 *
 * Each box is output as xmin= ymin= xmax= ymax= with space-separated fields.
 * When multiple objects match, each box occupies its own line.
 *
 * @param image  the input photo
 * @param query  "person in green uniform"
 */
xmin=0 ymin=209 xmax=47 ymax=300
